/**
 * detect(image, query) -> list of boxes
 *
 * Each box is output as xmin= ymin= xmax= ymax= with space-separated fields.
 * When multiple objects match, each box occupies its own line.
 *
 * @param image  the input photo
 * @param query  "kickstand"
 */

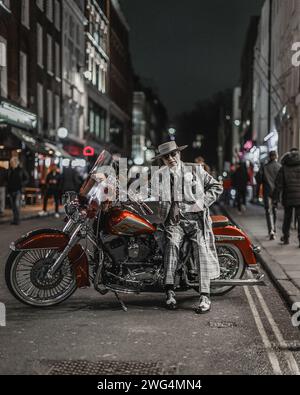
xmin=114 ymin=292 xmax=128 ymax=312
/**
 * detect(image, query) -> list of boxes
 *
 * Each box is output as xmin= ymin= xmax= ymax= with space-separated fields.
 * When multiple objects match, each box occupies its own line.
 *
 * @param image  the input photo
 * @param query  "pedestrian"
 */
xmin=256 ymin=151 xmax=281 ymax=240
xmin=152 ymin=141 xmax=223 ymax=314
xmin=0 ymin=164 xmax=8 ymax=217
xmin=40 ymin=165 xmax=61 ymax=218
xmin=7 ymin=157 xmax=29 ymax=225
xmin=195 ymin=156 xmax=211 ymax=174
xmin=231 ymin=162 xmax=249 ymax=214
xmin=61 ymin=162 xmax=82 ymax=194
xmin=273 ymin=148 xmax=300 ymax=247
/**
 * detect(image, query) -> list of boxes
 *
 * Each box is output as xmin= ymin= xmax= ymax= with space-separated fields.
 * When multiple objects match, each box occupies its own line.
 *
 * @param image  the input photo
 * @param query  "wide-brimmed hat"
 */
xmin=151 ymin=141 xmax=188 ymax=161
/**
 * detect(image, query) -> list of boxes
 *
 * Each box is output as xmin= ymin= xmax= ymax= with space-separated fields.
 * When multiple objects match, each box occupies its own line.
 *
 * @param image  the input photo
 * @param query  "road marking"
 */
xmin=253 ymin=286 xmax=300 ymax=375
xmin=244 ymin=286 xmax=282 ymax=375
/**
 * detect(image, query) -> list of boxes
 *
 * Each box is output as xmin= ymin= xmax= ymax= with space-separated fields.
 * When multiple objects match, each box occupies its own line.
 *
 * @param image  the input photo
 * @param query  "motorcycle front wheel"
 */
xmin=5 ymin=249 xmax=77 ymax=307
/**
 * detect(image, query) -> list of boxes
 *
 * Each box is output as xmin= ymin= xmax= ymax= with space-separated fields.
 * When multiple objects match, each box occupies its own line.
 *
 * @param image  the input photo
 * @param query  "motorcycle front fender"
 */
xmin=11 ymin=229 xmax=89 ymax=288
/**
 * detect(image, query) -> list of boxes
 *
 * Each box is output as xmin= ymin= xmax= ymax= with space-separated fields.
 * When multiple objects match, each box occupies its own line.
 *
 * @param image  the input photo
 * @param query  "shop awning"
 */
xmin=0 ymin=100 xmax=37 ymax=130
xmin=44 ymin=142 xmax=72 ymax=159
xmin=10 ymin=127 xmax=49 ymax=155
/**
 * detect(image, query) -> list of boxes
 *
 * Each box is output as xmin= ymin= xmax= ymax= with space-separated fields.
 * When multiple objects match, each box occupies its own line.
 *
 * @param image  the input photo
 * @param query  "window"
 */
xmin=37 ymin=24 xmax=43 ymax=67
xmin=36 ymin=0 xmax=43 ymax=11
xmin=69 ymin=15 xmax=74 ymax=38
xmin=54 ymin=94 xmax=60 ymax=129
xmin=47 ymin=34 xmax=53 ymax=74
xmin=37 ymin=83 xmax=44 ymax=133
xmin=0 ymin=37 xmax=7 ymax=98
xmin=46 ymin=0 xmax=53 ymax=21
xmin=47 ymin=89 xmax=53 ymax=127
xmin=55 ymin=42 xmax=60 ymax=78
xmin=89 ymin=108 xmax=95 ymax=134
xmin=20 ymin=51 xmax=28 ymax=106
xmin=54 ymin=0 xmax=60 ymax=31
xmin=21 ymin=0 xmax=30 ymax=28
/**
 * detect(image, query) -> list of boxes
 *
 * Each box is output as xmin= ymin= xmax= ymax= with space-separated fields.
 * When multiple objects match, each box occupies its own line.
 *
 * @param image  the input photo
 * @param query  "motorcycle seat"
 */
xmin=211 ymin=215 xmax=230 ymax=228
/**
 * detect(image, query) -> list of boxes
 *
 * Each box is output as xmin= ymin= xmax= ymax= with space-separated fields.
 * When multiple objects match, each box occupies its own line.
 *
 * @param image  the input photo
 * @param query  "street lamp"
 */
xmin=57 ymin=127 xmax=69 ymax=139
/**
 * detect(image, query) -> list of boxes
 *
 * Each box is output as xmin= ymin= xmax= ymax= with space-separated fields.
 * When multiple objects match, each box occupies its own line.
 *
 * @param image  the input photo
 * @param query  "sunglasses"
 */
xmin=162 ymin=151 xmax=178 ymax=160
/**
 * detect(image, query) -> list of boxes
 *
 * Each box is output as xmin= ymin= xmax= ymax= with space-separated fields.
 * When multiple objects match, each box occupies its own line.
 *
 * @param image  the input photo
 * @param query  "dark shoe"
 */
xmin=280 ymin=236 xmax=289 ymax=245
xmin=269 ymin=232 xmax=276 ymax=241
xmin=165 ymin=290 xmax=177 ymax=310
xmin=195 ymin=295 xmax=211 ymax=314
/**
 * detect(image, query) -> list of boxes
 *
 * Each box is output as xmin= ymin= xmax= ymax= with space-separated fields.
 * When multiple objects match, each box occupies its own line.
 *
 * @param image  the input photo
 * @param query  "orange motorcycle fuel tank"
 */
xmin=106 ymin=208 xmax=156 ymax=236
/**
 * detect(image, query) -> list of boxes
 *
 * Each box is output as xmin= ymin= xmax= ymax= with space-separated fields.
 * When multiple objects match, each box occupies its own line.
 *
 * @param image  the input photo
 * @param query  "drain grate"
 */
xmin=43 ymin=360 xmax=176 ymax=375
xmin=208 ymin=321 xmax=237 ymax=328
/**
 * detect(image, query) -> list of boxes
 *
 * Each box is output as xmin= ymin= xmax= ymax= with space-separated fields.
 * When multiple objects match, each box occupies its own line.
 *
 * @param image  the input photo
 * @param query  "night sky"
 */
xmin=122 ymin=0 xmax=264 ymax=119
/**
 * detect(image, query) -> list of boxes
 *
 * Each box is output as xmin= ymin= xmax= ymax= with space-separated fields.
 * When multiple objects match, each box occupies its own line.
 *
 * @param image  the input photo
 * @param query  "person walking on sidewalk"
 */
xmin=7 ymin=157 xmax=29 ymax=225
xmin=232 ymin=162 xmax=249 ymax=214
xmin=61 ymin=162 xmax=82 ymax=194
xmin=273 ymin=148 xmax=300 ymax=247
xmin=0 ymin=165 xmax=8 ymax=217
xmin=256 ymin=151 xmax=281 ymax=240
xmin=40 ymin=165 xmax=61 ymax=218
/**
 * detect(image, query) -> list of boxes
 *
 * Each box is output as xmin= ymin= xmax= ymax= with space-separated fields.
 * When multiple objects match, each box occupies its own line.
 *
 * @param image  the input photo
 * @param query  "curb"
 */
xmin=220 ymin=204 xmax=300 ymax=310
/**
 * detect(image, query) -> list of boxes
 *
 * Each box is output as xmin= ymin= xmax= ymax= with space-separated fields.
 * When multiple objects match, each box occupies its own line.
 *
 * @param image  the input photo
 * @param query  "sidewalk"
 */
xmin=0 ymin=203 xmax=62 ymax=225
xmin=221 ymin=203 xmax=300 ymax=308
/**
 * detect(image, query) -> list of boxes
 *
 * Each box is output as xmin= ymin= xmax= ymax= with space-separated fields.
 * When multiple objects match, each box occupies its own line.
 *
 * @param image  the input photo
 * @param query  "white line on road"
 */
xmin=253 ymin=286 xmax=300 ymax=375
xmin=244 ymin=286 xmax=282 ymax=375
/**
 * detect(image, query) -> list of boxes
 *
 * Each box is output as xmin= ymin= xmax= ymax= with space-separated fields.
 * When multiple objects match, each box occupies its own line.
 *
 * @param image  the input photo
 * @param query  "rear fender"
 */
xmin=214 ymin=225 xmax=257 ymax=265
xmin=12 ymin=229 xmax=89 ymax=288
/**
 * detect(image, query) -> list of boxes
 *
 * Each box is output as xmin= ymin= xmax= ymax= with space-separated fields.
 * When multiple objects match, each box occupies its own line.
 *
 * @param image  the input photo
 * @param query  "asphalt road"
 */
xmin=0 ymin=215 xmax=300 ymax=375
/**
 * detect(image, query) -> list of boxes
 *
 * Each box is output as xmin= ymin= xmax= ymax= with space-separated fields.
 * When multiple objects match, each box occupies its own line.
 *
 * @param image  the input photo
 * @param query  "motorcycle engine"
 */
xmin=102 ymin=234 xmax=164 ymax=288
xmin=102 ymin=234 xmax=157 ymax=264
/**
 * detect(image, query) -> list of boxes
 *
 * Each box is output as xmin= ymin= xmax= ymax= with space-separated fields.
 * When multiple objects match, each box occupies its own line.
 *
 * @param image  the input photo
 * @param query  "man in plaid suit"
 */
xmin=152 ymin=141 xmax=223 ymax=313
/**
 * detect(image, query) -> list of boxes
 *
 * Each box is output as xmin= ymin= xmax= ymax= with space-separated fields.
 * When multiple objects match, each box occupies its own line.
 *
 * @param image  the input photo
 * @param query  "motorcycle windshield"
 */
xmin=80 ymin=150 xmax=116 ymax=205
xmin=90 ymin=150 xmax=113 ymax=174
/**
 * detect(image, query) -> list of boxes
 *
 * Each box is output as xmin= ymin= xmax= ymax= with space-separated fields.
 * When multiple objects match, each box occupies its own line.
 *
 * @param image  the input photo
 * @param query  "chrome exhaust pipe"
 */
xmin=211 ymin=275 xmax=266 ymax=287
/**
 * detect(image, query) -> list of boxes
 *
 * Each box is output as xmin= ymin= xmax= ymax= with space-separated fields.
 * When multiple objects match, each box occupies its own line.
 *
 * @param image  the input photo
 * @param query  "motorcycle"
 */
xmin=5 ymin=150 xmax=265 ymax=311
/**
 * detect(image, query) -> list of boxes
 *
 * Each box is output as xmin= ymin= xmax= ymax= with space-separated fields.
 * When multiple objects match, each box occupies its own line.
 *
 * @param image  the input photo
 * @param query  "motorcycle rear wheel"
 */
xmin=5 ymin=249 xmax=77 ymax=307
xmin=193 ymin=243 xmax=245 ymax=296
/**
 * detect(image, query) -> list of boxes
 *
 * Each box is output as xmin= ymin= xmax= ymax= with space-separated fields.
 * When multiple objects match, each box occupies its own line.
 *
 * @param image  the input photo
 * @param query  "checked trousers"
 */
xmin=164 ymin=213 xmax=210 ymax=294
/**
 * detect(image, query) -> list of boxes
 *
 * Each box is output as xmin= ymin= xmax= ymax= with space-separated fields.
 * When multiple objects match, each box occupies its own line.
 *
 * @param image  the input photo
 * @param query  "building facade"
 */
xmin=240 ymin=16 xmax=260 ymax=146
xmin=84 ymin=0 xmax=110 ymax=152
xmin=271 ymin=0 xmax=300 ymax=156
xmin=108 ymin=0 xmax=133 ymax=156
xmin=253 ymin=0 xmax=271 ymax=148
xmin=0 ymin=1 xmax=39 ymax=179
xmin=131 ymin=77 xmax=168 ymax=165
xmin=61 ymin=0 xmax=86 ymax=144
xmin=35 ymin=0 xmax=63 ymax=139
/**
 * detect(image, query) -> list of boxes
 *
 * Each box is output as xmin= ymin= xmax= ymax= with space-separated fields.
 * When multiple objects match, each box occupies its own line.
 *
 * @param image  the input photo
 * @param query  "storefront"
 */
xmin=0 ymin=99 xmax=38 ymax=176
xmin=0 ymin=99 xmax=72 ymax=203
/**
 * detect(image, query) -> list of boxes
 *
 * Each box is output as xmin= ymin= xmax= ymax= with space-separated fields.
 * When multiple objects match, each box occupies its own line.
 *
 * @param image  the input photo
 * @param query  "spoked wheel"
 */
xmin=191 ymin=243 xmax=245 ymax=296
xmin=5 ymin=249 xmax=77 ymax=307
xmin=210 ymin=243 xmax=245 ymax=296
